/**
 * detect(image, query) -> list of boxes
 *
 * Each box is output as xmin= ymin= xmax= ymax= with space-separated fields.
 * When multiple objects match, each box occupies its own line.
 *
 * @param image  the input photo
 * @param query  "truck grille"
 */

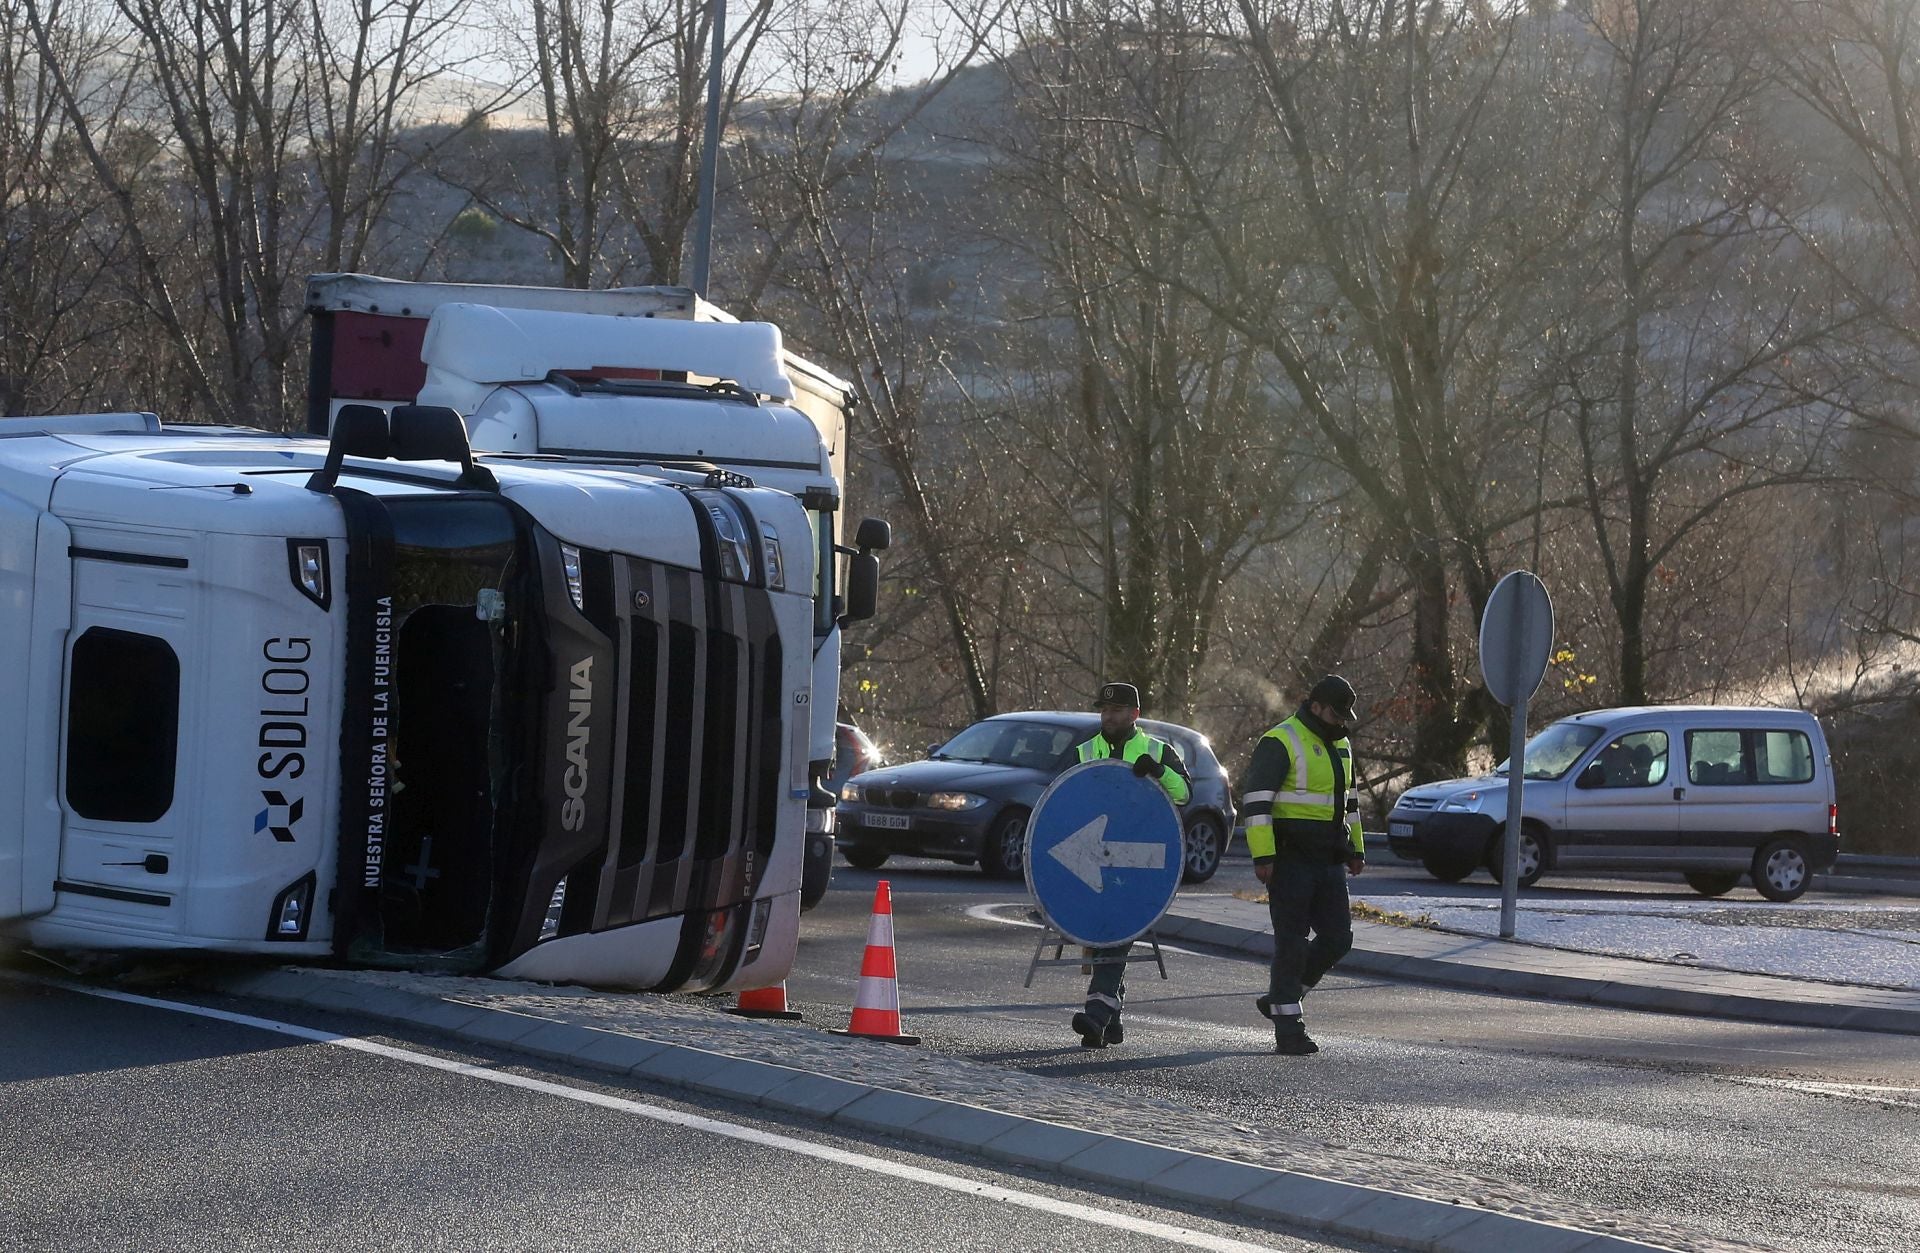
xmin=597 ymin=558 xmax=782 ymax=934
xmin=867 ymin=789 xmax=920 ymax=809
xmin=1397 ymin=796 xmax=1438 ymax=811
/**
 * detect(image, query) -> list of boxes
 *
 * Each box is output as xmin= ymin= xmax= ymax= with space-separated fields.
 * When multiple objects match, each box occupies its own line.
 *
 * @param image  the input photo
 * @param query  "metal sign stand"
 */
xmin=1022 ymin=920 xmax=1168 ymax=989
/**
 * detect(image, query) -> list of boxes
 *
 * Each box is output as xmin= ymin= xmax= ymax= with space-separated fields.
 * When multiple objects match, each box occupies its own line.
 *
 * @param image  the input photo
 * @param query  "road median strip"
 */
xmin=198 ymin=965 xmax=1678 ymax=1253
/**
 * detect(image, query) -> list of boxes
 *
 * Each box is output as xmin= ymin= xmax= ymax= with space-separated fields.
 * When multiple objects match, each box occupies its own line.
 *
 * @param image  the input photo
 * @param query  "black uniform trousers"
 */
xmin=1265 ymin=858 xmax=1354 ymax=1030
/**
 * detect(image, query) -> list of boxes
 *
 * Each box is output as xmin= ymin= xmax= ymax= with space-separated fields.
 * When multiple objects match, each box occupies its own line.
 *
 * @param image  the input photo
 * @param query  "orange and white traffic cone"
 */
xmin=829 ymin=879 xmax=920 ymax=1045
xmin=726 ymin=981 xmax=804 ymax=1021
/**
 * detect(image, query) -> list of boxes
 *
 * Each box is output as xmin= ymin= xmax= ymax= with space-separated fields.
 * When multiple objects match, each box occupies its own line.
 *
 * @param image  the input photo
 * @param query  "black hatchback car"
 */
xmin=834 ymin=711 xmax=1237 ymax=882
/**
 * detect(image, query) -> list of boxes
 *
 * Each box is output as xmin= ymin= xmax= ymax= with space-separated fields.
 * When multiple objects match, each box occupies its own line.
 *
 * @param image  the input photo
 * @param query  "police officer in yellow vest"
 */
xmin=1067 ymin=681 xmax=1191 ymax=1049
xmin=1242 ymin=674 xmax=1365 ymax=1055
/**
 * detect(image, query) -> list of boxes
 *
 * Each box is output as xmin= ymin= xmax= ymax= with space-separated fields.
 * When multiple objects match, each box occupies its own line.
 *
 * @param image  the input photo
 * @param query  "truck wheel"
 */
xmin=981 ymin=809 xmax=1029 ymax=880
xmin=1751 ymin=838 xmax=1811 ymax=902
xmin=800 ymin=834 xmax=833 ymax=909
xmin=1421 ymin=851 xmax=1477 ymax=883
xmin=1485 ymin=825 xmax=1546 ymax=889
xmin=1684 ymin=871 xmax=1741 ymax=898
xmin=1181 ymin=814 xmax=1225 ymax=884
xmin=842 ymin=845 xmax=889 ymax=870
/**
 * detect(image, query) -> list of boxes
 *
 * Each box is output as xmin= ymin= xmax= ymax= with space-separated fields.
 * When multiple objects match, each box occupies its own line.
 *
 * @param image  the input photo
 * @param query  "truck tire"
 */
xmin=1751 ymin=837 xmax=1812 ymax=902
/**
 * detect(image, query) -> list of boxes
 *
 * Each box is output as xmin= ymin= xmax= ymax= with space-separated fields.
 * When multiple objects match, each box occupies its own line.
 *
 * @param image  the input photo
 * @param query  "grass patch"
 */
xmin=1351 ymin=899 xmax=1436 ymax=929
xmin=1233 ymin=891 xmax=1437 ymax=929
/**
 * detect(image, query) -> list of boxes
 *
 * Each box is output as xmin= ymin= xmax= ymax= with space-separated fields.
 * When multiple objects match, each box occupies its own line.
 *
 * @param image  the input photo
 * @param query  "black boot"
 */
xmin=1070 ymin=1012 xmax=1108 ymax=1049
xmin=1274 ymin=1031 xmax=1320 ymax=1056
xmin=1104 ymin=1016 xmax=1124 ymax=1045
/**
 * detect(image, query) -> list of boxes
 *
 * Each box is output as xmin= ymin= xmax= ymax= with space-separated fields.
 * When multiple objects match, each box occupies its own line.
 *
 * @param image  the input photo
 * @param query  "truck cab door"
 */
xmin=54 ymin=537 xmax=197 ymax=933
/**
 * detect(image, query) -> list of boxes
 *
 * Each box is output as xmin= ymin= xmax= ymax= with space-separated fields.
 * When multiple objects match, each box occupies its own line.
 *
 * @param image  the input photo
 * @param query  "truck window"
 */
xmin=66 ymin=627 xmax=180 ymax=822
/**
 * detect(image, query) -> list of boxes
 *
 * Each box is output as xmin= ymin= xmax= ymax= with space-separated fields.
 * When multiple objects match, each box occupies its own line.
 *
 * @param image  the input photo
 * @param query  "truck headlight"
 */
xmin=560 ymin=544 xmax=584 ymax=610
xmin=695 ymin=490 xmax=755 ymax=583
xmin=927 ymin=791 xmax=986 ymax=811
xmin=761 ymin=524 xmax=785 ymax=591
xmin=1440 ymin=792 xmax=1484 ymax=812
xmin=267 ymin=872 xmax=315 ymax=940
xmin=840 ymin=782 xmax=863 ymax=803
xmin=287 ymin=539 xmax=329 ymax=609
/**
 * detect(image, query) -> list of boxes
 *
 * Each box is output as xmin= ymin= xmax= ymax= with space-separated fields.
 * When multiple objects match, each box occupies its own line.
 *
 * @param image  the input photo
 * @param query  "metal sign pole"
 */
xmin=689 ymin=0 xmax=728 ymax=296
xmin=1501 ymin=687 xmax=1528 ymax=940
xmin=1482 ymin=570 xmax=1551 ymax=942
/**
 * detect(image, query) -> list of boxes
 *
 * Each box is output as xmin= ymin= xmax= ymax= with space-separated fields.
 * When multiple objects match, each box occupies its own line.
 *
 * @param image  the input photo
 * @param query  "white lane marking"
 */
xmin=965 ymin=903 xmax=1204 ymax=956
xmin=1500 ymin=1025 xmax=1823 ymax=1058
xmin=1724 ymin=1076 xmax=1920 ymax=1109
xmin=37 ymin=977 xmax=1280 ymax=1253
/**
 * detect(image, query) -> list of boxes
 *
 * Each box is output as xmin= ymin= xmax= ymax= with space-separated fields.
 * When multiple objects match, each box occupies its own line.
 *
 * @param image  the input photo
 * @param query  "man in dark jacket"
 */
xmin=1241 ymin=675 xmax=1365 ymax=1055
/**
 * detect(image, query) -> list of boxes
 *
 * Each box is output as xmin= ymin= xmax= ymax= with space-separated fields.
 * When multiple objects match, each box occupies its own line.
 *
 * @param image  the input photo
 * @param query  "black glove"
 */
xmin=1132 ymin=755 xmax=1164 ymax=779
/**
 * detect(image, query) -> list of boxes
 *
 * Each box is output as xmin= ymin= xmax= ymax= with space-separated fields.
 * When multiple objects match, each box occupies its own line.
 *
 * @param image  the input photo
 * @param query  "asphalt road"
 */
xmin=0 ymin=975 xmax=1359 ymax=1253
xmin=801 ymin=854 xmax=1920 ymax=1253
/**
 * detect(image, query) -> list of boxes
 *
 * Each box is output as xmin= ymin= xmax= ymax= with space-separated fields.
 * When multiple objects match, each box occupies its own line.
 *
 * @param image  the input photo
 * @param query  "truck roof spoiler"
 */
xmin=423 ymin=303 xmax=796 ymax=401
xmin=0 ymin=412 xmax=162 ymax=438
xmin=306 ymin=404 xmax=497 ymax=493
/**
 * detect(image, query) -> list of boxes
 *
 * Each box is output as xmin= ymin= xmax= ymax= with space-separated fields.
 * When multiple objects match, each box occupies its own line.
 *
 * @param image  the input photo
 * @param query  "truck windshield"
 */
xmin=351 ymin=497 xmax=536 ymax=965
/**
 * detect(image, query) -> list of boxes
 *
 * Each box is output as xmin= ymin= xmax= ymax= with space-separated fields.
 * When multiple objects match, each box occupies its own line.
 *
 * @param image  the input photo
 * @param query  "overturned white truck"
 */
xmin=304 ymin=274 xmax=888 ymax=908
xmin=0 ymin=406 xmax=815 ymax=989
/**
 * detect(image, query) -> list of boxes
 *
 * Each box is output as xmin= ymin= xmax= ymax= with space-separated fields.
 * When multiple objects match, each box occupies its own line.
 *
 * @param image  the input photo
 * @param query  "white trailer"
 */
xmin=0 ymin=407 xmax=813 ymax=990
xmin=305 ymin=274 xmax=888 ymax=908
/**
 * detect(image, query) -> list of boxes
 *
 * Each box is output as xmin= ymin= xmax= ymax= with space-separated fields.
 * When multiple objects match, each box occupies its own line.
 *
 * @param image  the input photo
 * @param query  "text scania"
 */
xmin=560 ymin=656 xmax=593 ymax=832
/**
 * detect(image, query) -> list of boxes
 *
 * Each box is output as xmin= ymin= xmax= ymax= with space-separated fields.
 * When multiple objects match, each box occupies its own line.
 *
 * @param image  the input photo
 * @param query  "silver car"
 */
xmin=1387 ymin=705 xmax=1839 ymax=901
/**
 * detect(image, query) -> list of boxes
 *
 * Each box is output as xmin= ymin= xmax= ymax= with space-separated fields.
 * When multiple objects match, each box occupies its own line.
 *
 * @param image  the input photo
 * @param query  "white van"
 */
xmin=1386 ymin=706 xmax=1838 ymax=901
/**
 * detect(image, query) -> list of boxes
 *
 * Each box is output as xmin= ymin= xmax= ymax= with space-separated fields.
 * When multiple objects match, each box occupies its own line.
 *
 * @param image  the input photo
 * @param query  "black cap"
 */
xmin=1095 ymin=681 xmax=1140 ymax=709
xmin=1307 ymin=674 xmax=1357 ymax=722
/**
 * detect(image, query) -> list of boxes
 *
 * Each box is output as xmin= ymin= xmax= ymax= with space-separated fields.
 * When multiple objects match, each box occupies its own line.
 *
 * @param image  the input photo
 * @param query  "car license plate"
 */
xmin=1389 ymin=821 xmax=1413 ymax=839
xmin=866 ymin=813 xmax=911 ymax=830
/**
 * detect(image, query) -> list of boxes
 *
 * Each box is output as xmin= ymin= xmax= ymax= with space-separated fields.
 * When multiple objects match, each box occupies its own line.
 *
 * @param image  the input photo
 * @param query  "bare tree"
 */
xmin=987 ymin=7 xmax=1326 ymax=718
xmin=303 ymin=0 xmax=493 ymax=273
xmin=445 ymin=0 xmax=775 ymax=286
xmin=1553 ymin=0 xmax=1854 ymax=702
xmin=0 ymin=0 xmax=135 ymax=414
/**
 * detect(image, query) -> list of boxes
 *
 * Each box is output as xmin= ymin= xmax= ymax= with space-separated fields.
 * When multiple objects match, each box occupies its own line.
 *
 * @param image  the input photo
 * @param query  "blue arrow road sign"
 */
xmin=1025 ymin=760 xmax=1183 ymax=947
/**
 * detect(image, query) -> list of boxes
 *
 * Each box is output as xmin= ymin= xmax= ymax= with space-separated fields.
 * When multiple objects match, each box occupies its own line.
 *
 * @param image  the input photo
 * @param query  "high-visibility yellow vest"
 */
xmin=1078 ymin=729 xmax=1190 ymax=805
xmin=1245 ymin=714 xmax=1362 ymax=859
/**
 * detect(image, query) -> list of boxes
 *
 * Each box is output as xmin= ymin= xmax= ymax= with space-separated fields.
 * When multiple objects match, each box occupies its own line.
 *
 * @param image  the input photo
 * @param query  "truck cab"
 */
xmin=0 ymin=409 xmax=812 ymax=990
xmin=304 ymin=274 xmax=888 ymax=909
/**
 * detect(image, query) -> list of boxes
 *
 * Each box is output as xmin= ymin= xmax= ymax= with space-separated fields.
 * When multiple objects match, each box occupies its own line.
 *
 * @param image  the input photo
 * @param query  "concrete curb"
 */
xmin=201 ymin=966 xmax=1671 ymax=1253
xmin=1154 ymin=912 xmax=1920 ymax=1036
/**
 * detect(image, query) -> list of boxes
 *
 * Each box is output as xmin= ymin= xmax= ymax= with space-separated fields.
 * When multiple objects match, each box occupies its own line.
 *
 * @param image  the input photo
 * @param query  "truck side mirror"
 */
xmin=855 ymin=516 xmax=892 ymax=552
xmin=842 ymin=552 xmax=879 ymax=624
